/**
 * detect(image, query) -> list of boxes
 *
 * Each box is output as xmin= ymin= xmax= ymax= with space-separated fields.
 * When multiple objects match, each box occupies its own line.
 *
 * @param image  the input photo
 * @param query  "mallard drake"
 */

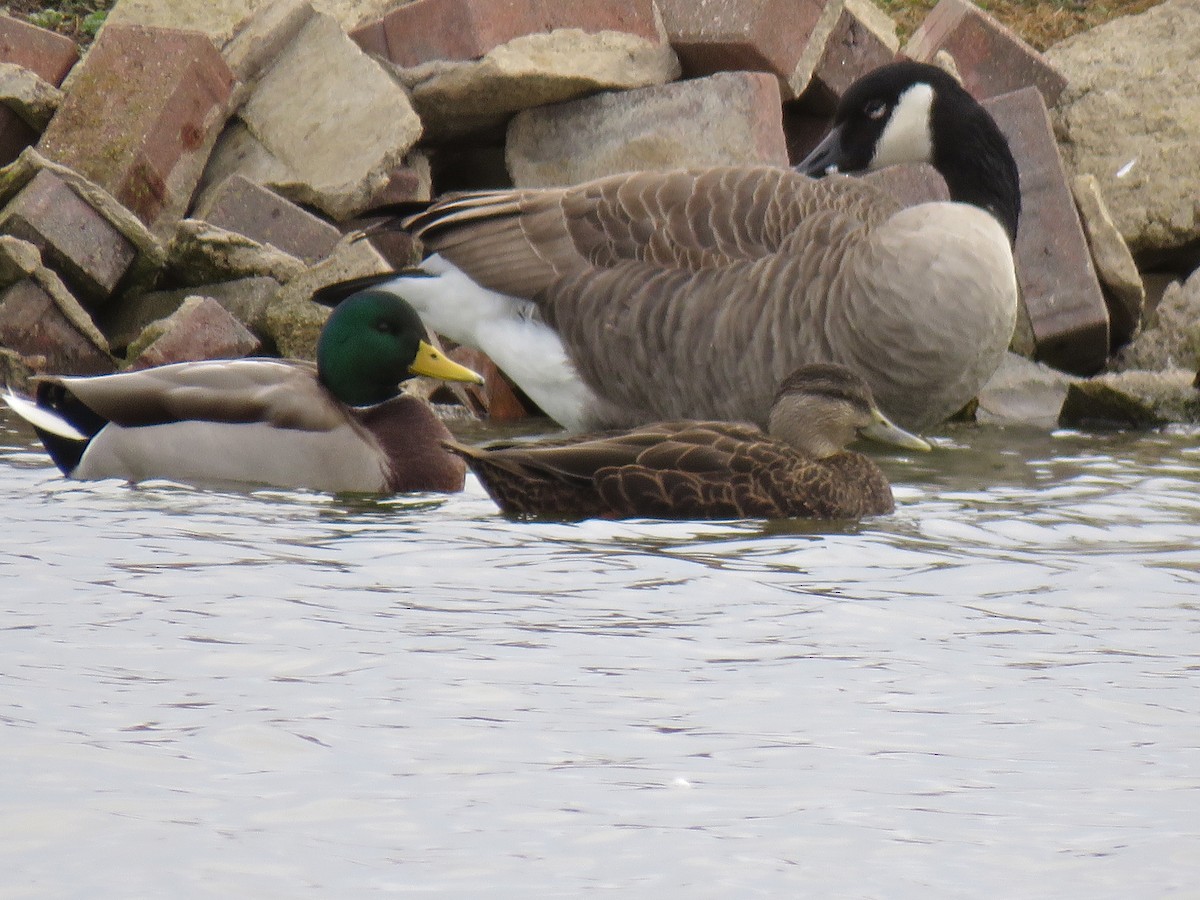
xmin=323 ymin=61 xmax=1020 ymax=434
xmin=445 ymin=364 xmax=930 ymax=521
xmin=2 ymin=290 xmax=485 ymax=494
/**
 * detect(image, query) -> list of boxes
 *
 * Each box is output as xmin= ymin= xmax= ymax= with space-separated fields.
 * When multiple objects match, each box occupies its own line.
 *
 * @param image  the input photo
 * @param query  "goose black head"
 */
xmin=797 ymin=61 xmax=1020 ymax=242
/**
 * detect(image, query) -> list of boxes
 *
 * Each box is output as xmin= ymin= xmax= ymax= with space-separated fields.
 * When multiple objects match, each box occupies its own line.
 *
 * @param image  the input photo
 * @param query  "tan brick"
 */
xmin=984 ymin=87 xmax=1108 ymax=375
xmin=0 ymin=169 xmax=137 ymax=305
xmin=0 ymin=14 xmax=78 ymax=86
xmin=805 ymin=0 xmax=899 ymax=113
xmin=38 ymin=25 xmax=236 ymax=238
xmin=377 ymin=0 xmax=662 ymax=67
xmin=904 ymin=0 xmax=1066 ymax=106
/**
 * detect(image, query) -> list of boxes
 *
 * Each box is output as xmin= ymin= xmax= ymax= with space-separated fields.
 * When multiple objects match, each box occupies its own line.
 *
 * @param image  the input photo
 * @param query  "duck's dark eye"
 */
xmin=864 ymin=99 xmax=888 ymax=120
xmin=375 ymin=321 xmax=394 ymax=334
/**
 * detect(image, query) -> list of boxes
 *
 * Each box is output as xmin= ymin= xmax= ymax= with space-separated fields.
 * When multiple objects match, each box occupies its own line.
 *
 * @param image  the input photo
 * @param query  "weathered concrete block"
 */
xmin=0 ymin=105 xmax=37 ymax=167
xmin=1047 ymin=0 xmax=1200 ymax=266
xmin=903 ymin=0 xmax=1066 ymax=106
xmin=100 ymin=276 xmax=282 ymax=352
xmin=983 ymin=87 xmax=1108 ymax=376
xmin=214 ymin=12 xmax=420 ymax=221
xmin=0 ymin=234 xmax=41 ymax=285
xmin=38 ymin=25 xmax=237 ymax=239
xmin=368 ymin=0 xmax=662 ymax=67
xmin=1115 ymin=269 xmax=1200 ymax=374
xmin=166 ymin=219 xmax=305 ymax=286
xmin=0 ymin=169 xmax=137 ymax=305
xmin=507 ymin=71 xmax=787 ymax=188
xmin=1059 ymin=369 xmax=1200 ymax=428
xmin=193 ymin=174 xmax=341 ymax=264
xmin=128 ymin=295 xmax=261 ymax=370
xmin=222 ymin=0 xmax=317 ymax=83
xmin=0 ymin=14 xmax=78 ymax=86
xmin=1071 ymin=173 xmax=1145 ymax=350
xmin=975 ymin=351 xmax=1074 ymax=427
xmin=393 ymin=25 xmax=679 ymax=140
xmin=0 ymin=62 xmax=63 ymax=130
xmin=0 ymin=277 xmax=114 ymax=375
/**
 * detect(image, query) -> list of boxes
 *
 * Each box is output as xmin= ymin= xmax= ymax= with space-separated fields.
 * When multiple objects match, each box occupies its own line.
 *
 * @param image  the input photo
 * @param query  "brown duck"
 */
xmin=445 ymin=364 xmax=930 ymax=521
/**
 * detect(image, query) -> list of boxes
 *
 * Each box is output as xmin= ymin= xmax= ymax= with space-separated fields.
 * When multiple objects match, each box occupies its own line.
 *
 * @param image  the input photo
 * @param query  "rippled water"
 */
xmin=2 ymin=407 xmax=1198 ymax=897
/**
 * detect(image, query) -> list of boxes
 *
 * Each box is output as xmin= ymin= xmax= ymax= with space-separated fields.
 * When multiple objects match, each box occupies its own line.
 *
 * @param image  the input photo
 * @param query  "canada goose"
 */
xmin=2 ymin=291 xmax=485 ymax=494
xmin=445 ymin=364 xmax=930 ymax=521
xmin=328 ymin=60 xmax=1020 ymax=433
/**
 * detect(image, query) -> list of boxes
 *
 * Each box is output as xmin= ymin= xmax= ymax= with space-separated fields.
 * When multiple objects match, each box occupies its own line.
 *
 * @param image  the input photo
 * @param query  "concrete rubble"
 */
xmin=0 ymin=0 xmax=1195 ymax=430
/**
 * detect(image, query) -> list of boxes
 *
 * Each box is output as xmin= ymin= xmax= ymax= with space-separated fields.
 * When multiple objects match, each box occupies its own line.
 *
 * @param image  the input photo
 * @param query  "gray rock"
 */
xmin=167 ymin=219 xmax=305 ymax=286
xmin=1047 ymin=0 xmax=1200 ymax=264
xmin=205 ymin=12 xmax=422 ymax=220
xmin=262 ymin=238 xmax=390 ymax=360
xmin=0 ymin=235 xmax=42 ymax=286
xmin=975 ymin=351 xmax=1075 ymax=427
xmin=1059 ymin=368 xmax=1200 ymax=428
xmin=396 ymin=28 xmax=680 ymax=141
xmin=1071 ymin=173 xmax=1145 ymax=348
xmin=1114 ymin=268 xmax=1200 ymax=373
xmin=507 ymin=71 xmax=788 ymax=188
xmin=0 ymin=62 xmax=62 ymax=130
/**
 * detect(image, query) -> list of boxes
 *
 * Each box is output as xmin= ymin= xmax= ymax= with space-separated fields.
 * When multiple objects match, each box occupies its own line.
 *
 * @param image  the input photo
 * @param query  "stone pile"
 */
xmin=0 ymin=0 xmax=1196 ymax=428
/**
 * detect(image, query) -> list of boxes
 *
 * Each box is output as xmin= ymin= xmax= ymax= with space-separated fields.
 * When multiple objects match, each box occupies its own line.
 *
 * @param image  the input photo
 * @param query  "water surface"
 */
xmin=2 ymin=409 xmax=1198 ymax=896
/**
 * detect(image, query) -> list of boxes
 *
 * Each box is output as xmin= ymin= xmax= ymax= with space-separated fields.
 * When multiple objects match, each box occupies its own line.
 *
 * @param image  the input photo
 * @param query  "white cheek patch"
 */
xmin=870 ymin=82 xmax=934 ymax=170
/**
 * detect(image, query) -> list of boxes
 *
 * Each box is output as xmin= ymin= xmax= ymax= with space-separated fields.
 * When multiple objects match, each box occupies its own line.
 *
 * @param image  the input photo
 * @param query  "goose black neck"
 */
xmin=932 ymin=98 xmax=1021 ymax=244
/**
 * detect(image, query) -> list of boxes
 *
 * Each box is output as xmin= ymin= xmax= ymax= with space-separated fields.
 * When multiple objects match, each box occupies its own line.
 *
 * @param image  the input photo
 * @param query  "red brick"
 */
xmin=0 ymin=169 xmax=137 ymax=305
xmin=904 ymin=0 xmax=1067 ymax=106
xmin=805 ymin=2 xmax=900 ymax=113
xmin=37 ymin=25 xmax=236 ymax=238
xmin=378 ymin=0 xmax=662 ymax=68
xmin=0 ymin=278 xmax=114 ymax=375
xmin=0 ymin=105 xmax=38 ymax=167
xmin=129 ymin=296 xmax=261 ymax=369
xmin=0 ymin=14 xmax=78 ymax=86
xmin=659 ymin=0 xmax=824 ymax=82
xmin=194 ymin=175 xmax=341 ymax=265
xmin=983 ymin=87 xmax=1108 ymax=375
xmin=348 ymin=19 xmax=390 ymax=59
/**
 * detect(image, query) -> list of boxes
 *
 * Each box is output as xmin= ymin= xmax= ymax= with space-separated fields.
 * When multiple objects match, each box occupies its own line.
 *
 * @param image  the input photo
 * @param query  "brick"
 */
xmin=507 ymin=72 xmax=787 ymax=187
xmin=904 ymin=0 xmax=1067 ymax=106
xmin=983 ymin=87 xmax=1108 ymax=375
xmin=804 ymin=0 xmax=900 ymax=113
xmin=0 ymin=278 xmax=114 ymax=375
xmin=376 ymin=0 xmax=662 ymax=68
xmin=129 ymin=295 xmax=261 ymax=369
xmin=0 ymin=14 xmax=78 ymax=86
xmin=658 ymin=0 xmax=822 ymax=87
xmin=366 ymin=154 xmax=433 ymax=208
xmin=37 ymin=25 xmax=236 ymax=239
xmin=446 ymin=345 xmax=536 ymax=421
xmin=0 ymin=104 xmax=37 ymax=167
xmin=193 ymin=175 xmax=341 ymax=264
xmin=0 ymin=169 xmax=137 ymax=305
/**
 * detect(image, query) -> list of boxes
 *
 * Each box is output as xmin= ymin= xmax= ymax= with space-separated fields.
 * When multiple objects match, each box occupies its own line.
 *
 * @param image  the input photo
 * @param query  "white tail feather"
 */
xmin=2 ymin=391 xmax=89 ymax=441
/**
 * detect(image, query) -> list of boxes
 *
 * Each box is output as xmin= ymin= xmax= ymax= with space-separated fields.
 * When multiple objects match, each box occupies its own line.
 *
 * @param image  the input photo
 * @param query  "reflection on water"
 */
xmin=1 ymin=410 xmax=1198 ymax=896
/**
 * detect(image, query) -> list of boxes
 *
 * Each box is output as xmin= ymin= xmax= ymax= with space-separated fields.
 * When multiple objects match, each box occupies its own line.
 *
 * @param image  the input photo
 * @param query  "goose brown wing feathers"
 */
xmin=405 ymin=167 xmax=896 ymax=301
